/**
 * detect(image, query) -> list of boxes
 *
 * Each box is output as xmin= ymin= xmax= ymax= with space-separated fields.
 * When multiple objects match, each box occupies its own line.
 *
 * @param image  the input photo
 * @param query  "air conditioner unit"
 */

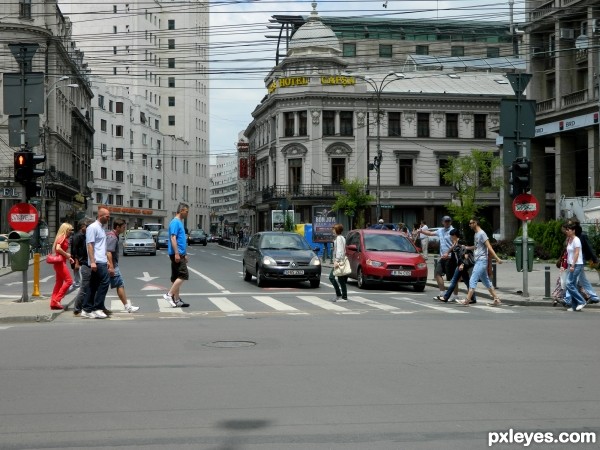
xmin=559 ymin=28 xmax=575 ymax=39
xmin=532 ymin=47 xmax=543 ymax=57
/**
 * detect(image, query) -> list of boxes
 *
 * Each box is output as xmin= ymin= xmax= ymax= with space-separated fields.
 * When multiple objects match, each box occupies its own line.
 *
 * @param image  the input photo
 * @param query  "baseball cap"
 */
xmin=442 ymin=216 xmax=452 ymax=222
xmin=378 ymin=219 xmax=384 ymax=223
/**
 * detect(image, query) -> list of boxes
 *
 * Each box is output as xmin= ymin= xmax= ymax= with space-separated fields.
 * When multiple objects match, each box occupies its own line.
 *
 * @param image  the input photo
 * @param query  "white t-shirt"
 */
xmin=419 ymin=225 xmax=429 ymax=240
xmin=567 ymin=237 xmax=583 ymax=265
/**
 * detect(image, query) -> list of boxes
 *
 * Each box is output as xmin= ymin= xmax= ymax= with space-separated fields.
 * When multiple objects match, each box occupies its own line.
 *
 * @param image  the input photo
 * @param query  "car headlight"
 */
xmin=310 ymin=256 xmax=321 ymax=266
xmin=262 ymin=255 xmax=277 ymax=265
xmin=416 ymin=262 xmax=427 ymax=270
xmin=366 ymin=259 xmax=384 ymax=267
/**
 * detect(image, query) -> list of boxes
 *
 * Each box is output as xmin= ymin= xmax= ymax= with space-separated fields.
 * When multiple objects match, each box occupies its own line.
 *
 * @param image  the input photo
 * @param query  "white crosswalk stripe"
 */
xmin=296 ymin=295 xmax=351 ymax=312
xmin=157 ymin=297 xmax=187 ymax=314
xmin=208 ymin=297 xmax=244 ymax=313
xmin=253 ymin=296 xmax=300 ymax=311
xmin=393 ymin=297 xmax=468 ymax=314
xmin=470 ymin=304 xmax=515 ymax=313
xmin=350 ymin=296 xmax=403 ymax=312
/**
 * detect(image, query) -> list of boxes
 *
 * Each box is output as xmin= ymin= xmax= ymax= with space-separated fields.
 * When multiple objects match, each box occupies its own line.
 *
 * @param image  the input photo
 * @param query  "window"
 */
xmin=113 ymin=5 xmax=117 ymax=13
xmin=446 ymin=113 xmax=458 ymax=138
xmin=115 ymin=125 xmax=123 ymax=137
xmin=168 ymin=58 xmax=175 ymax=68
xmin=331 ymin=158 xmax=346 ymax=184
xmin=451 ymin=46 xmax=464 ymax=57
xmin=340 ymin=111 xmax=353 ymax=136
xmin=379 ymin=44 xmax=392 ymax=58
xmin=108 ymin=100 xmax=113 ymax=112
xmin=98 ymin=95 xmax=105 ymax=109
xmin=142 ymin=175 xmax=147 ymax=187
xmin=487 ymin=47 xmax=500 ymax=58
xmin=116 ymin=171 xmax=124 ymax=182
xmin=155 ymin=119 xmax=159 ymax=130
xmin=168 ymin=115 xmax=175 ymax=126
xmin=398 ymin=159 xmax=413 ymax=186
xmin=101 ymin=167 xmax=107 ymax=179
xmin=439 ymin=158 xmax=452 ymax=186
xmin=100 ymin=143 xmax=107 ymax=154
xmin=19 ymin=0 xmax=32 ymax=18
xmin=100 ymin=119 xmax=107 ymax=132
xmin=113 ymin=26 xmax=117 ymax=34
xmin=417 ymin=113 xmax=430 ymax=138
xmin=107 ymin=194 xmax=113 ymax=205
xmin=288 ymin=158 xmax=302 ymax=192
xmin=416 ymin=45 xmax=429 ymax=55
xmin=323 ymin=111 xmax=335 ymax=136
xmin=115 ymin=148 xmax=124 ymax=160
xmin=168 ymin=96 xmax=175 ymax=106
xmin=343 ymin=43 xmax=356 ymax=57
xmin=299 ymin=111 xmax=307 ymax=136
xmin=138 ymin=200 xmax=143 ymax=208
xmin=474 ymin=114 xmax=487 ymax=138
xmin=142 ymin=134 xmax=147 ymax=145
xmin=96 ymin=193 xmax=103 ymax=204
xmin=168 ymin=77 xmax=175 ymax=88
xmin=116 ymin=102 xmax=123 ymax=113
xmin=168 ymin=19 xmax=175 ymax=30
xmin=284 ymin=112 xmax=294 ymax=137
xmin=388 ymin=112 xmax=401 ymax=137
xmin=113 ymin=46 xmax=117 ymax=55
xmin=116 ymin=195 xmax=123 ymax=206
xmin=168 ymin=39 xmax=175 ymax=49
xmin=157 ymin=140 xmax=161 ymax=152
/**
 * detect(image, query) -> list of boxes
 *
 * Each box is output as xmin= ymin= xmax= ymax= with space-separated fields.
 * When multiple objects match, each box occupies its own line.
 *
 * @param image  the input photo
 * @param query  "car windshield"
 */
xmin=260 ymin=234 xmax=310 ymax=250
xmin=190 ymin=230 xmax=204 ymax=236
xmin=144 ymin=224 xmax=162 ymax=232
xmin=158 ymin=230 xmax=168 ymax=238
xmin=364 ymin=234 xmax=416 ymax=253
xmin=127 ymin=231 xmax=152 ymax=239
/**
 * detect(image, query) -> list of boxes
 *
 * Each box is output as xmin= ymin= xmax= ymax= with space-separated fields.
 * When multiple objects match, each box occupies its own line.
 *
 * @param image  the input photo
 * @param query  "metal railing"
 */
xmin=261 ymin=184 xmax=349 ymax=201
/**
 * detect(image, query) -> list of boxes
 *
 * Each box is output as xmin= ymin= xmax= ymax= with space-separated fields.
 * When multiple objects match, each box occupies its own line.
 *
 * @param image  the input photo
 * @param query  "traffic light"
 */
xmin=511 ymin=158 xmax=531 ymax=196
xmin=13 ymin=151 xmax=46 ymax=199
xmin=14 ymin=151 xmax=29 ymax=183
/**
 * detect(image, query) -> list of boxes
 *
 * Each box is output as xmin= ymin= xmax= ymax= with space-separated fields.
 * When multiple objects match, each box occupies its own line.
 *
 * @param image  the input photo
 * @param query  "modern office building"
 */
xmin=210 ymin=154 xmax=239 ymax=238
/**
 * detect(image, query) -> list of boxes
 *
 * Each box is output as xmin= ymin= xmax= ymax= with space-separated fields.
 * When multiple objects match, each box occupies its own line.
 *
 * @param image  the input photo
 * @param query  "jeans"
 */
xmin=444 ymin=267 xmax=476 ymax=302
xmin=565 ymin=264 xmax=586 ymax=309
xmin=83 ymin=263 xmax=110 ymax=312
xmin=329 ymin=268 xmax=348 ymax=299
xmin=73 ymin=264 xmax=91 ymax=312
xmin=469 ymin=258 xmax=492 ymax=290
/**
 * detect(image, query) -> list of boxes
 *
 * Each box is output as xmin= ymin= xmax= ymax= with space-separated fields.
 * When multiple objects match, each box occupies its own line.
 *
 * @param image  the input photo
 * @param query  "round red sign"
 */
xmin=512 ymin=193 xmax=539 ymax=221
xmin=8 ymin=203 xmax=39 ymax=233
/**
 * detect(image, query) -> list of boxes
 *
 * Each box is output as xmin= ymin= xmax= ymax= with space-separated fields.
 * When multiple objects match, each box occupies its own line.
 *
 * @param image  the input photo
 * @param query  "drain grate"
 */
xmin=204 ymin=340 xmax=256 ymax=348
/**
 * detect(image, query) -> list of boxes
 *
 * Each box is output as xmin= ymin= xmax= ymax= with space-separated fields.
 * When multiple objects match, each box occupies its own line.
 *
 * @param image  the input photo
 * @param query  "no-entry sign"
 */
xmin=512 ymin=193 xmax=539 ymax=221
xmin=8 ymin=203 xmax=39 ymax=233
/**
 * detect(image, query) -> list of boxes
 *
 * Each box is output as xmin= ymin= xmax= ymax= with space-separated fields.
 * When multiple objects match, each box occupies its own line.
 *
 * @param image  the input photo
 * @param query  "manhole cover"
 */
xmin=204 ymin=340 xmax=256 ymax=348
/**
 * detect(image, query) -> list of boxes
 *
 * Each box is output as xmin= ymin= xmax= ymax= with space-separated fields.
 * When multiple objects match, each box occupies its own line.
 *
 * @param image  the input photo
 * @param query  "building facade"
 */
xmin=210 ymin=154 xmax=239 ymax=238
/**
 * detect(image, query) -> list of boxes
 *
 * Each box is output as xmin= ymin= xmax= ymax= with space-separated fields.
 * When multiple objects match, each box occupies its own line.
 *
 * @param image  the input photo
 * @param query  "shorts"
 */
xmin=109 ymin=266 xmax=125 ymax=289
xmin=434 ymin=257 xmax=457 ymax=281
xmin=169 ymin=254 xmax=189 ymax=282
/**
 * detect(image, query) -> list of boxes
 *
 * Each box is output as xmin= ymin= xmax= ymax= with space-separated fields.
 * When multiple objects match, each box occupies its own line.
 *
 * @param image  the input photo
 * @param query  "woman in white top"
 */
xmin=329 ymin=223 xmax=348 ymax=302
xmin=564 ymin=223 xmax=587 ymax=311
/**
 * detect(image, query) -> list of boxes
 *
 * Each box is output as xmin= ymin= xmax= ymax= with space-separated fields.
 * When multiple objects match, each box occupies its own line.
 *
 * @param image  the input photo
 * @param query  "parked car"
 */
xmin=188 ymin=229 xmax=208 ymax=246
xmin=345 ymin=229 xmax=428 ymax=291
xmin=242 ymin=231 xmax=322 ymax=288
xmin=123 ymin=229 xmax=156 ymax=256
xmin=0 ymin=234 xmax=8 ymax=252
xmin=156 ymin=229 xmax=169 ymax=249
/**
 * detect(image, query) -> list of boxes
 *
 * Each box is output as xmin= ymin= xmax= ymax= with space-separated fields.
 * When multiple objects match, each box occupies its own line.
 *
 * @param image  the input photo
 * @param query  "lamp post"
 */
xmin=352 ymin=71 xmax=404 ymax=222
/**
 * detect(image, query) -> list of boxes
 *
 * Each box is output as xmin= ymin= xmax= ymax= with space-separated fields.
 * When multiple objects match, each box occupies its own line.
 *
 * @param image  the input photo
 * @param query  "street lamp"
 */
xmin=351 ymin=71 xmax=404 ymax=221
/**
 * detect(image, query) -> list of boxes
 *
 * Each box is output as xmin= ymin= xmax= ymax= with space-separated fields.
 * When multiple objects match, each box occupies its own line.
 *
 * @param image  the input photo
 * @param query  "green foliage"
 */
xmin=516 ymin=220 xmax=565 ymax=259
xmin=587 ymin=226 xmax=600 ymax=258
xmin=283 ymin=210 xmax=295 ymax=232
xmin=332 ymin=179 xmax=375 ymax=228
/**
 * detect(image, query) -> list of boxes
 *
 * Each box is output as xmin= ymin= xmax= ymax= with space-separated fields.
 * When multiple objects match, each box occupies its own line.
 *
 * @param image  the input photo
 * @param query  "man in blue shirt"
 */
xmin=164 ymin=203 xmax=190 ymax=307
xmin=420 ymin=216 xmax=458 ymax=299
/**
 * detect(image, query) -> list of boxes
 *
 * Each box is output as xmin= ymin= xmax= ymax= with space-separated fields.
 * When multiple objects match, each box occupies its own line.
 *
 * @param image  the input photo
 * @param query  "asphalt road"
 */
xmin=0 ymin=244 xmax=598 ymax=449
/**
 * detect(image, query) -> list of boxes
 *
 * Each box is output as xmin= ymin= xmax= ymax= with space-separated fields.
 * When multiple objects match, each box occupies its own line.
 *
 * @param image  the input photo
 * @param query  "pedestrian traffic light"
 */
xmin=25 ymin=181 xmax=41 ymax=199
xmin=511 ymin=158 xmax=531 ymax=196
xmin=13 ymin=151 xmax=46 ymax=199
xmin=14 ymin=151 xmax=29 ymax=183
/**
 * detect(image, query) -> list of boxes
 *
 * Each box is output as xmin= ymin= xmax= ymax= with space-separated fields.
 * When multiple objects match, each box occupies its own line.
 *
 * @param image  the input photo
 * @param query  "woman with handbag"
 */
xmin=434 ymin=229 xmax=477 ymax=303
xmin=329 ymin=223 xmax=349 ymax=302
xmin=49 ymin=223 xmax=75 ymax=310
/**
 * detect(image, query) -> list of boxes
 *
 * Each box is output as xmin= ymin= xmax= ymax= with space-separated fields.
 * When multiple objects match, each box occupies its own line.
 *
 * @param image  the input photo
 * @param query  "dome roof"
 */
xmin=289 ymin=3 xmax=341 ymax=55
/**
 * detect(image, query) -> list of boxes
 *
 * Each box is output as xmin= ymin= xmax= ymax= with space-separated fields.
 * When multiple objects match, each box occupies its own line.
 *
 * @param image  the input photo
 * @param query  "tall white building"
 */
xmin=60 ymin=0 xmax=210 ymax=228
xmin=210 ymin=155 xmax=239 ymax=237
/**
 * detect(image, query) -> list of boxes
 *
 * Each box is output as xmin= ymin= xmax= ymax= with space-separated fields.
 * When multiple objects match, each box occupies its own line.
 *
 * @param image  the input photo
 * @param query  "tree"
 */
xmin=440 ymin=150 xmax=503 ymax=231
xmin=332 ymin=179 xmax=375 ymax=229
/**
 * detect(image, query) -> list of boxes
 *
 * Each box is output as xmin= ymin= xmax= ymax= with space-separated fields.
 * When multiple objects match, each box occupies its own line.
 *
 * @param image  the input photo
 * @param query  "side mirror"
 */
xmin=347 ymin=244 xmax=358 ymax=251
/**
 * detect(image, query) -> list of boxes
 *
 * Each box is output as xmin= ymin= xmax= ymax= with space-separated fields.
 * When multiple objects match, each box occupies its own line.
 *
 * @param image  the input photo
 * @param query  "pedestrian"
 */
xmin=49 ymin=223 xmax=75 ymax=310
xmin=569 ymin=218 xmax=599 ymax=304
xmin=71 ymin=217 xmax=93 ymax=317
xmin=163 ymin=202 xmax=191 ymax=308
xmin=81 ymin=207 xmax=111 ymax=319
xmin=418 ymin=219 xmax=429 ymax=260
xmin=563 ymin=223 xmax=587 ymax=311
xmin=106 ymin=219 xmax=140 ymax=313
xmin=433 ymin=229 xmax=476 ymax=303
xmin=69 ymin=228 xmax=81 ymax=289
xmin=372 ymin=219 xmax=388 ymax=230
xmin=329 ymin=223 xmax=348 ymax=302
xmin=457 ymin=217 xmax=504 ymax=307
xmin=419 ymin=216 xmax=457 ymax=299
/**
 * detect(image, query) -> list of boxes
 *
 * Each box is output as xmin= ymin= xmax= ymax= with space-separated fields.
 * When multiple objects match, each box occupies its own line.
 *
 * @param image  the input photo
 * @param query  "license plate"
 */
xmin=284 ymin=270 xmax=304 ymax=275
xmin=391 ymin=270 xmax=411 ymax=276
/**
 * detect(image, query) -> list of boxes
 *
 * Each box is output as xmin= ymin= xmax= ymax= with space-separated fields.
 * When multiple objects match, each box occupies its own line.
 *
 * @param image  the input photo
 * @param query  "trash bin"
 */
xmin=514 ymin=236 xmax=535 ymax=272
xmin=8 ymin=231 xmax=31 ymax=271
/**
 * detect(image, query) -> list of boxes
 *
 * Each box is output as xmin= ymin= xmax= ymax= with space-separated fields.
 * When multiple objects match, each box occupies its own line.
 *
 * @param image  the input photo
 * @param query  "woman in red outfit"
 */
xmin=50 ymin=223 xmax=75 ymax=310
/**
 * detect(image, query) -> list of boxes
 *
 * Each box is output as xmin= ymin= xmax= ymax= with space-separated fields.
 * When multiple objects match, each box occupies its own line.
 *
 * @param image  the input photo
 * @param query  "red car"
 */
xmin=345 ymin=229 xmax=428 ymax=291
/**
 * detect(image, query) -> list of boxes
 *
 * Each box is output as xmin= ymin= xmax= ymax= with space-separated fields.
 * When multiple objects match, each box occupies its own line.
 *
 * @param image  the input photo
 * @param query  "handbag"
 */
xmin=46 ymin=253 xmax=63 ymax=264
xmin=333 ymin=256 xmax=351 ymax=276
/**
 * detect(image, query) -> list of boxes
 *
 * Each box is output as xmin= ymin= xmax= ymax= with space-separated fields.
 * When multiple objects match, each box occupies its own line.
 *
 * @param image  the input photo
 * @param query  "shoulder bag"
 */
xmin=46 ymin=253 xmax=63 ymax=264
xmin=333 ymin=256 xmax=351 ymax=276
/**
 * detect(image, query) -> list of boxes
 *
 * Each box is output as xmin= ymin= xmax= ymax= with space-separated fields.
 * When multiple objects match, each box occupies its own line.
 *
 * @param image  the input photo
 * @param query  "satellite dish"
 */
xmin=575 ymin=34 xmax=589 ymax=49
xmin=87 ymin=181 xmax=94 ymax=189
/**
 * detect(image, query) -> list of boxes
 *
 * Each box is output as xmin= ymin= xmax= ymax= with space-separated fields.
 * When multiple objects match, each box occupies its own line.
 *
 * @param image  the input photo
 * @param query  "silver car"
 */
xmin=123 ymin=229 xmax=156 ymax=256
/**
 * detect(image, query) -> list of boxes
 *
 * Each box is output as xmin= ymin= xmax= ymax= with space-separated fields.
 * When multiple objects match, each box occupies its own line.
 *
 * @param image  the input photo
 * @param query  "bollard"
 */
xmin=491 ymin=260 xmax=497 ymax=288
xmin=544 ymin=265 xmax=551 ymax=298
xmin=33 ymin=253 xmax=41 ymax=297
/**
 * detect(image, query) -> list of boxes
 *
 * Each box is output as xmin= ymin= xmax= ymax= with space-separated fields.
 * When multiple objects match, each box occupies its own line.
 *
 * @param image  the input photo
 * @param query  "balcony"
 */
xmin=562 ymin=89 xmax=588 ymax=108
xmin=530 ymin=0 xmax=555 ymax=23
xmin=261 ymin=184 xmax=350 ymax=202
xmin=537 ymin=98 xmax=555 ymax=114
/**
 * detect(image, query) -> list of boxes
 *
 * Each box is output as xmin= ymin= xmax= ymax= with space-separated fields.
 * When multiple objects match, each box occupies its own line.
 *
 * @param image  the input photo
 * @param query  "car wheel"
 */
xmin=243 ymin=262 xmax=252 ymax=281
xmin=414 ymin=283 xmax=426 ymax=292
xmin=357 ymin=267 xmax=369 ymax=289
xmin=256 ymin=266 xmax=266 ymax=287
xmin=151 ymin=251 xmax=156 ymax=256
xmin=310 ymin=279 xmax=320 ymax=288
xmin=203 ymin=242 xmax=207 ymax=246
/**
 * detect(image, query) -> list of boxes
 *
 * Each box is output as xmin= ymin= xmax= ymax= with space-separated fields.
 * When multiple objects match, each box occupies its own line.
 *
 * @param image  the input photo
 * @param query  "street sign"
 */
xmin=512 ymin=193 xmax=539 ymax=221
xmin=8 ymin=202 xmax=39 ymax=233
xmin=499 ymin=99 xmax=537 ymax=139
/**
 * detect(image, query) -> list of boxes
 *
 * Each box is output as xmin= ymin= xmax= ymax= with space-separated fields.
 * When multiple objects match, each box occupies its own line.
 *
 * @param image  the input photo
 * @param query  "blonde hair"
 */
xmin=53 ymin=223 xmax=74 ymax=252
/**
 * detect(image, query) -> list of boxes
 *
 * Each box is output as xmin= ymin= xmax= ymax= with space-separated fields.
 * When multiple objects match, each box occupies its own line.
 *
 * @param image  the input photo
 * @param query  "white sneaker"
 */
xmin=81 ymin=311 xmax=93 ymax=319
xmin=125 ymin=304 xmax=140 ymax=313
xmin=92 ymin=310 xmax=108 ymax=319
xmin=575 ymin=303 xmax=585 ymax=311
xmin=163 ymin=292 xmax=177 ymax=307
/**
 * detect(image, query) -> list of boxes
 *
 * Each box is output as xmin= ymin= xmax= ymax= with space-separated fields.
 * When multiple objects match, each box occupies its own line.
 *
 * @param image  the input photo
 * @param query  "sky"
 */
xmin=208 ymin=0 xmax=526 ymax=158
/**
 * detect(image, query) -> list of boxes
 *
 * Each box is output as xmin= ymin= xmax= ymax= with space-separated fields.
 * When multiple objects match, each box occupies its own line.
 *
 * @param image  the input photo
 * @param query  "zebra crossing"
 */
xmin=102 ymin=293 xmax=518 ymax=319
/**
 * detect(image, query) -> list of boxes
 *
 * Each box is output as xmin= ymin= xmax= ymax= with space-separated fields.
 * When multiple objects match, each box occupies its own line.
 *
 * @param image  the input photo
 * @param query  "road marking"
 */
xmin=253 ymin=296 xmax=299 ymax=311
xmin=208 ymin=297 xmax=244 ymax=313
xmin=136 ymin=272 xmax=159 ymax=282
xmin=157 ymin=298 xmax=188 ymax=314
xmin=297 ymin=295 xmax=350 ymax=311
xmin=350 ymin=296 xmax=402 ymax=312
xmin=470 ymin=304 xmax=515 ymax=313
xmin=187 ymin=266 xmax=229 ymax=292
xmin=222 ymin=256 xmax=242 ymax=263
xmin=393 ymin=297 xmax=468 ymax=314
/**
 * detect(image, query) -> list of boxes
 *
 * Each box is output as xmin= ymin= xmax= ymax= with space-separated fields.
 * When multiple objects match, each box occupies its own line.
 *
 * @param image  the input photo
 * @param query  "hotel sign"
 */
xmin=268 ymin=75 xmax=356 ymax=94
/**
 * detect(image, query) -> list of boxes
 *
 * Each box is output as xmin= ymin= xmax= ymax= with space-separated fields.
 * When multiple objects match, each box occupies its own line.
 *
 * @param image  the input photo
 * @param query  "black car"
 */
xmin=243 ymin=231 xmax=322 ymax=288
xmin=188 ymin=229 xmax=207 ymax=246
xmin=156 ymin=229 xmax=169 ymax=249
